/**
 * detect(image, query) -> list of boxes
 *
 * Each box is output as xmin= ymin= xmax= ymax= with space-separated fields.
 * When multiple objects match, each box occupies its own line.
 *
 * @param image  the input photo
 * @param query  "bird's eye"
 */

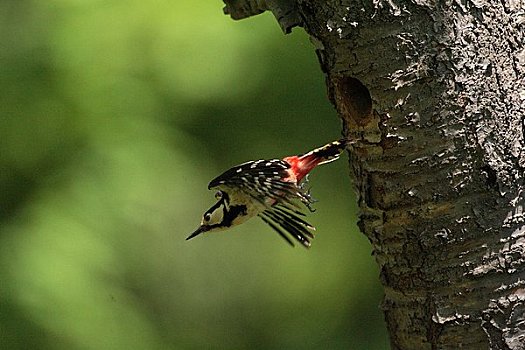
xmin=215 ymin=191 xmax=222 ymax=199
xmin=204 ymin=213 xmax=211 ymax=222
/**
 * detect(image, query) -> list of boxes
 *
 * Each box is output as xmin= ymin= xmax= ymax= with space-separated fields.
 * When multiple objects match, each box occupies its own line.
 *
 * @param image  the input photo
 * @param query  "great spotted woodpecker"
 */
xmin=187 ymin=139 xmax=348 ymax=247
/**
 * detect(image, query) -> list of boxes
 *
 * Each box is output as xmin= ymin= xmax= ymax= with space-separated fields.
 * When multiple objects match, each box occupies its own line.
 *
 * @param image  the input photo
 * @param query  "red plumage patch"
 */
xmin=283 ymin=154 xmax=322 ymax=183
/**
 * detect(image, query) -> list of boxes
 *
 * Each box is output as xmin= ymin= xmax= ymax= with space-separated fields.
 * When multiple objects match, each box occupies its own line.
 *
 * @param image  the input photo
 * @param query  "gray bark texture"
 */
xmin=223 ymin=0 xmax=525 ymax=349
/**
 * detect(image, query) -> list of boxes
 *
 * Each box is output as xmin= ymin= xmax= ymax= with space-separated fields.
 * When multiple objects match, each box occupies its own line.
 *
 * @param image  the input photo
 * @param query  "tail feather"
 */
xmin=299 ymin=139 xmax=348 ymax=164
xmin=283 ymin=139 xmax=348 ymax=182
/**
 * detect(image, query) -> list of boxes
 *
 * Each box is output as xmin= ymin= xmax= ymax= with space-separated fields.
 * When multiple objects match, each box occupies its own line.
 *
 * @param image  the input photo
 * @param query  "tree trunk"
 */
xmin=223 ymin=0 xmax=525 ymax=349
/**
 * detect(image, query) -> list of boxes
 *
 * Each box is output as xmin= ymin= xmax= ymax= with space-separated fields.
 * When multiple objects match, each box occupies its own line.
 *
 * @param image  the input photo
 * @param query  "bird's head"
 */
xmin=187 ymin=190 xmax=230 ymax=240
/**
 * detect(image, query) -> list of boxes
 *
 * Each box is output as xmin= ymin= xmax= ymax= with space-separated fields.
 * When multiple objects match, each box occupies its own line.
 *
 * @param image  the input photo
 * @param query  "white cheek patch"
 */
xmin=209 ymin=206 xmax=224 ymax=225
xmin=201 ymin=195 xmax=230 ymax=228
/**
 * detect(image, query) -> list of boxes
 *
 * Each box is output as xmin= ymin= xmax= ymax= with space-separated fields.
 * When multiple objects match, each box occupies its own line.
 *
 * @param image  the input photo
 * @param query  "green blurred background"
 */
xmin=0 ymin=1 xmax=388 ymax=349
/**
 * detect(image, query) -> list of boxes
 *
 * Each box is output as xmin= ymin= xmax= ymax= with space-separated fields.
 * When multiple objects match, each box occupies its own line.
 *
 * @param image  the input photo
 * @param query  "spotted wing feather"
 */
xmin=208 ymin=159 xmax=312 ymax=208
xmin=258 ymin=205 xmax=316 ymax=248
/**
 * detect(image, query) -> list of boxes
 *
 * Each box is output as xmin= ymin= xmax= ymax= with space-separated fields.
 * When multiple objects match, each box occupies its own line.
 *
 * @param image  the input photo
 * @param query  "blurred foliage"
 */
xmin=0 ymin=1 xmax=388 ymax=349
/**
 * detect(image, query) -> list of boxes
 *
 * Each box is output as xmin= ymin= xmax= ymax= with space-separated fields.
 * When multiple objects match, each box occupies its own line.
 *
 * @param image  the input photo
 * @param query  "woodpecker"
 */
xmin=187 ymin=139 xmax=348 ymax=248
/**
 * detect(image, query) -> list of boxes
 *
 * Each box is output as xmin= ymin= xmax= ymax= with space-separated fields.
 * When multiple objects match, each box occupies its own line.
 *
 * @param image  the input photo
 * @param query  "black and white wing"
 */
xmin=258 ymin=205 xmax=315 ymax=248
xmin=208 ymin=159 xmax=312 ymax=210
xmin=208 ymin=159 xmax=316 ymax=247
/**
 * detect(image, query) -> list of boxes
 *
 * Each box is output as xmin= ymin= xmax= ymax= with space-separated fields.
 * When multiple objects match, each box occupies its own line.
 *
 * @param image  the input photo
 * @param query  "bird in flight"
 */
xmin=187 ymin=139 xmax=348 ymax=248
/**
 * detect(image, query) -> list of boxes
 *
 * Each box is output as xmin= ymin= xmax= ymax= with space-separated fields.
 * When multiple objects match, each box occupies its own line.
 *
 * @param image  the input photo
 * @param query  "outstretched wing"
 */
xmin=208 ymin=159 xmax=312 ymax=209
xmin=258 ymin=205 xmax=316 ymax=248
xmin=209 ymin=159 xmax=317 ymax=247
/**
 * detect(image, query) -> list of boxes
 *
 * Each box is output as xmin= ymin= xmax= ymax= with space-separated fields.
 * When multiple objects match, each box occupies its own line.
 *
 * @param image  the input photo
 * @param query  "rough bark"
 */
xmin=223 ymin=0 xmax=525 ymax=349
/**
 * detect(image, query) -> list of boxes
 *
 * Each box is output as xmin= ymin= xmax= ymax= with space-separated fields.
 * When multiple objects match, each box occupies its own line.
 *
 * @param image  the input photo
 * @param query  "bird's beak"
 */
xmin=186 ymin=226 xmax=208 ymax=241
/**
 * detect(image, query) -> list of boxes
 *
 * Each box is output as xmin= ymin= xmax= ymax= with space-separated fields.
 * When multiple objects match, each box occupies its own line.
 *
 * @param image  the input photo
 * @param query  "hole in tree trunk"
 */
xmin=332 ymin=76 xmax=373 ymax=126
